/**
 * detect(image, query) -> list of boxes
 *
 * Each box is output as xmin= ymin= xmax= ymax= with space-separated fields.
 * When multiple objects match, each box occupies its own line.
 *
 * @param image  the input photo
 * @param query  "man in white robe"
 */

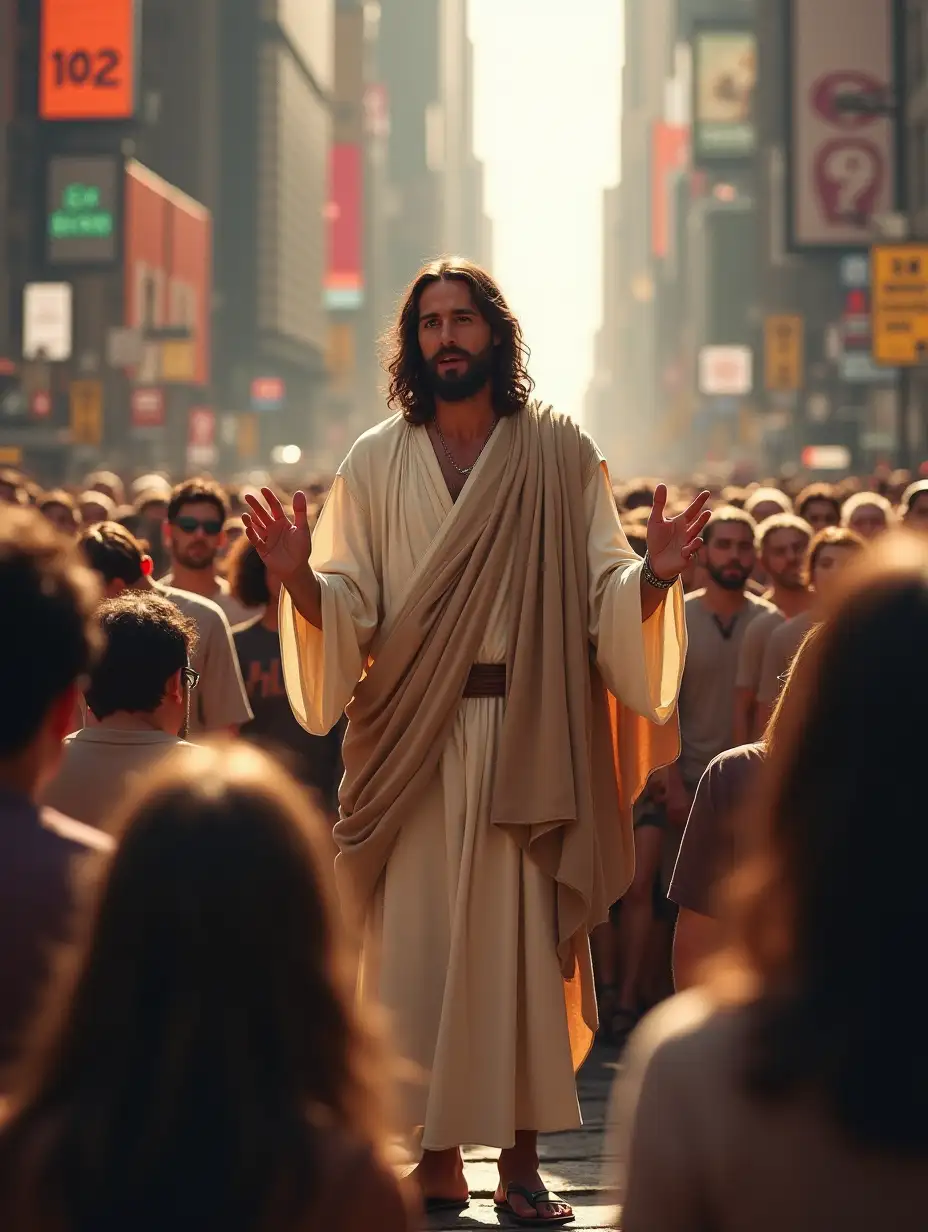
xmin=244 ymin=257 xmax=708 ymax=1226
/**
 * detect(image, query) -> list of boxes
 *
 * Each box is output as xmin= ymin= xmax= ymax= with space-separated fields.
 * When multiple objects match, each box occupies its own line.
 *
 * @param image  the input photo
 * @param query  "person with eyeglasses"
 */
xmin=160 ymin=479 xmax=261 ymax=627
xmin=43 ymin=593 xmax=201 ymax=832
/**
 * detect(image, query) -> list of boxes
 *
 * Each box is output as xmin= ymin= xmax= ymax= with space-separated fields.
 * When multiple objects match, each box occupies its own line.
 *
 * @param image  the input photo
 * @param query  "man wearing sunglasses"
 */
xmin=161 ymin=480 xmax=259 ymax=627
xmin=43 ymin=592 xmax=200 ymax=831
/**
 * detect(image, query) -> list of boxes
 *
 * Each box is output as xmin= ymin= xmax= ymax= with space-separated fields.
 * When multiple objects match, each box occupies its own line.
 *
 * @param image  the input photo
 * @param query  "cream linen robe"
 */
xmin=280 ymin=413 xmax=685 ymax=1151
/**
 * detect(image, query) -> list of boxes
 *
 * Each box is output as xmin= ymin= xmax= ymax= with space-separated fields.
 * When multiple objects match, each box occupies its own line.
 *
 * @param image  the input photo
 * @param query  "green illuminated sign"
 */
xmin=49 ymin=182 xmax=114 ymax=240
xmin=46 ymin=155 xmax=120 ymax=265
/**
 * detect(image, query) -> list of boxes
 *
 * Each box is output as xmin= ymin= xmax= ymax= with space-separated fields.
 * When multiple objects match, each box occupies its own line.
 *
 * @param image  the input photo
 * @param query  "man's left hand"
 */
xmin=646 ymin=485 xmax=712 ymax=581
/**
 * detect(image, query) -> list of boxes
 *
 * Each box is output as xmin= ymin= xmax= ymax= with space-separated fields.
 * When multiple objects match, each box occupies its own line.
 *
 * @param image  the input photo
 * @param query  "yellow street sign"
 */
xmin=871 ymin=243 xmax=928 ymax=365
xmin=237 ymin=413 xmax=259 ymax=460
xmin=160 ymin=339 xmax=196 ymax=383
xmin=764 ymin=315 xmax=803 ymax=391
xmin=69 ymin=380 xmax=102 ymax=446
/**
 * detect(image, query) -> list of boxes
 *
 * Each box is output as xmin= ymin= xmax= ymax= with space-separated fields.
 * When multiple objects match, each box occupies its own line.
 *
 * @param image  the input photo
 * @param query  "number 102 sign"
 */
xmin=40 ymin=0 xmax=138 ymax=122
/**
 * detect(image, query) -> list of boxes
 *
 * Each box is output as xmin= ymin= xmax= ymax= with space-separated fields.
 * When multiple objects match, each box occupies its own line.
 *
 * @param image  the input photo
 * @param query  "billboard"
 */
xmin=788 ymin=0 xmax=896 ymax=249
xmin=40 ymin=0 xmax=138 ymax=121
xmin=123 ymin=161 xmax=211 ymax=386
xmin=46 ymin=154 xmax=121 ymax=265
xmin=692 ymin=28 xmax=756 ymax=164
xmin=698 ymin=346 xmax=753 ymax=396
xmin=23 ymin=283 xmax=73 ymax=361
xmin=325 ymin=143 xmax=363 ymax=311
xmin=651 ymin=123 xmax=689 ymax=258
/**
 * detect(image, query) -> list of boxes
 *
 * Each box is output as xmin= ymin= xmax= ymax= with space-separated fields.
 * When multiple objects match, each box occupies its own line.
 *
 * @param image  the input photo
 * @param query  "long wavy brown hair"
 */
xmin=0 ymin=744 xmax=392 ymax=1232
xmin=383 ymin=256 xmax=534 ymax=424
xmin=710 ymin=532 xmax=928 ymax=1152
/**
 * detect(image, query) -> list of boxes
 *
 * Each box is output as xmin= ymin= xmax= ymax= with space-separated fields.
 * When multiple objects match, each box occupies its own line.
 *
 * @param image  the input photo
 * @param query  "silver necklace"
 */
xmin=434 ymin=416 xmax=498 ymax=476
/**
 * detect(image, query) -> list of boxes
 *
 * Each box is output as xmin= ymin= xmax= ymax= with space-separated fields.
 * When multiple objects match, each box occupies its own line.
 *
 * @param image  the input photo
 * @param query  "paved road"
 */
xmin=413 ymin=1041 xmax=624 ymax=1231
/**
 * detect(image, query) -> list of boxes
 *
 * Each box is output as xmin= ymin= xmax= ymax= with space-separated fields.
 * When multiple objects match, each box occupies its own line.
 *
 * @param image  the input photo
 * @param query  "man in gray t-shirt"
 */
xmin=667 ymin=510 xmax=775 ymax=829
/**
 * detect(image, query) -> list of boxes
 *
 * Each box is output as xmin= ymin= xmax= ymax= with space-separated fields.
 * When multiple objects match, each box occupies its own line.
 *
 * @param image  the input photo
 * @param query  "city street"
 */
xmin=407 ymin=1045 xmax=623 ymax=1231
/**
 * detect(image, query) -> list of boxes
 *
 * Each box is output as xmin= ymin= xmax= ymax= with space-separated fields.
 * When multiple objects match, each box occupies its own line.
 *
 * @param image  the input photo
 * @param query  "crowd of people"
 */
xmin=0 ymin=465 xmax=344 ymax=814
xmin=0 ymin=451 xmax=925 ymax=1228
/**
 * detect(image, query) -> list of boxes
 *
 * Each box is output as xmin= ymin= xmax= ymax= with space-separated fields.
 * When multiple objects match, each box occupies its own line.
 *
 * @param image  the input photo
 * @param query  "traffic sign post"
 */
xmin=764 ymin=315 xmax=803 ymax=391
xmin=871 ymin=244 xmax=928 ymax=365
xmin=69 ymin=379 xmax=102 ymax=445
xmin=237 ymin=414 xmax=259 ymax=460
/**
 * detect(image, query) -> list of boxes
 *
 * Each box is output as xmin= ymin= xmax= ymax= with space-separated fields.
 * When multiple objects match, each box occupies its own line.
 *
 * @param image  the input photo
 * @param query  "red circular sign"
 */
xmin=811 ymin=71 xmax=886 ymax=129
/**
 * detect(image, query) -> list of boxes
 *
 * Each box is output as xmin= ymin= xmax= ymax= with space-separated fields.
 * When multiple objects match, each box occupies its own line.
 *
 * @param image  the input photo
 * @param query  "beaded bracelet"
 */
xmin=642 ymin=552 xmax=677 ymax=591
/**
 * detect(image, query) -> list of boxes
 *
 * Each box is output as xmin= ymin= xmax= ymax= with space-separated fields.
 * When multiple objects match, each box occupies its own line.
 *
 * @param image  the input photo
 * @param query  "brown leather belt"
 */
xmin=463 ymin=663 xmax=507 ymax=698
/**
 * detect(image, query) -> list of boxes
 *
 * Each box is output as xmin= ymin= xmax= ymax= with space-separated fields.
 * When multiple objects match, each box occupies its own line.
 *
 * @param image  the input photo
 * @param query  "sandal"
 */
xmin=495 ymin=1184 xmax=575 ymax=1226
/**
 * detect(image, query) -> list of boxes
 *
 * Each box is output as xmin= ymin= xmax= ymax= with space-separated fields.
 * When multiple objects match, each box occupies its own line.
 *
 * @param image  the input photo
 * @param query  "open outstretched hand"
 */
xmin=242 ymin=487 xmax=312 ymax=577
xmin=646 ymin=485 xmax=711 ymax=581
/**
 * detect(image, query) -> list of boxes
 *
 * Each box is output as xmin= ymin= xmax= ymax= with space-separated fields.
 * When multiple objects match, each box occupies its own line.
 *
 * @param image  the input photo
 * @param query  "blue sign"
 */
xmin=840 ymin=352 xmax=896 ymax=384
xmin=708 ymin=395 xmax=739 ymax=418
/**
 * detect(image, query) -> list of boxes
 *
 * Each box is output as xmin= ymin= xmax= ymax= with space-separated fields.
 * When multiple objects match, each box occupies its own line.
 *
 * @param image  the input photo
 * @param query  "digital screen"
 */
xmin=47 ymin=155 xmax=121 ymax=265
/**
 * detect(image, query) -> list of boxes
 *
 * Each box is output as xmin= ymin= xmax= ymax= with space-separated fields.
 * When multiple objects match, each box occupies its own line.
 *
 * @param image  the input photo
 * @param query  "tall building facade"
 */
xmin=586 ymin=0 xmax=678 ymax=472
xmin=589 ymin=0 xmax=913 ymax=478
xmin=374 ymin=0 xmax=491 ymax=338
xmin=213 ymin=0 xmax=333 ymax=455
xmin=0 ymin=0 xmax=335 ymax=477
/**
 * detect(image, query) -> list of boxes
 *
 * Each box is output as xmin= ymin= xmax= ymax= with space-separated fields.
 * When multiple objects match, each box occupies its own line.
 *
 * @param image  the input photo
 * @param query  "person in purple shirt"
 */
xmin=0 ymin=507 xmax=112 ymax=1078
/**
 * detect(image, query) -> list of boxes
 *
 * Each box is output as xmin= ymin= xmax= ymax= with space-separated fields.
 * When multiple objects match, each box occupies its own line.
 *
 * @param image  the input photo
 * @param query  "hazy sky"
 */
xmin=467 ymin=0 xmax=624 ymax=421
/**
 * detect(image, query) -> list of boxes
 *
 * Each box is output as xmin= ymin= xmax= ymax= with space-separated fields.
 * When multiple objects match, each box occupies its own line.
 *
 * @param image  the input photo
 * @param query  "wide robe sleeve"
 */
xmin=279 ymin=472 xmax=380 ymax=736
xmin=586 ymin=463 xmax=686 ymax=723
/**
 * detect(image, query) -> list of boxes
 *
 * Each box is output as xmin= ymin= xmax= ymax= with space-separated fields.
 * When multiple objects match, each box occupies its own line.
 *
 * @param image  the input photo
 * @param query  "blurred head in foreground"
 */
xmin=0 ymin=507 xmax=100 ymax=798
xmin=0 ymin=744 xmax=391 ymax=1229
xmin=713 ymin=532 xmax=928 ymax=1150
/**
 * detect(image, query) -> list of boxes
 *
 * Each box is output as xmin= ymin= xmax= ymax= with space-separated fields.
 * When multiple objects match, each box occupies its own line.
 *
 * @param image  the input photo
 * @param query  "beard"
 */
xmin=173 ymin=543 xmax=216 ymax=571
xmin=706 ymin=561 xmax=752 ymax=591
xmin=424 ymin=343 xmax=494 ymax=402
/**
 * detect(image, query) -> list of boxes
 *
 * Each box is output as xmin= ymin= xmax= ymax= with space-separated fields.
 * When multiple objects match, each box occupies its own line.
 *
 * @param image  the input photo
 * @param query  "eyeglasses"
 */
xmin=181 ymin=666 xmax=200 ymax=690
xmin=173 ymin=516 xmax=223 ymax=536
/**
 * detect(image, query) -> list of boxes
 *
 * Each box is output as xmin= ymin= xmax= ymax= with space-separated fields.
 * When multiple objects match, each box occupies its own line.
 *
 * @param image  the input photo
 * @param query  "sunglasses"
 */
xmin=173 ymin=515 xmax=223 ymax=535
xmin=181 ymin=666 xmax=200 ymax=690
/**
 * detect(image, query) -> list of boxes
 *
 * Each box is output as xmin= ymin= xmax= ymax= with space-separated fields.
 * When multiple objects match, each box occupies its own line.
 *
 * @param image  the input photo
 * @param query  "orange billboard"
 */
xmin=40 ymin=0 xmax=137 ymax=121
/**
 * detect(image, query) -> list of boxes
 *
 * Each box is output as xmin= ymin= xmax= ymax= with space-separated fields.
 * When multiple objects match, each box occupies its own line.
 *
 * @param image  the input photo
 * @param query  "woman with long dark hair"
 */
xmin=0 ymin=744 xmax=410 ymax=1232
xmin=611 ymin=532 xmax=928 ymax=1230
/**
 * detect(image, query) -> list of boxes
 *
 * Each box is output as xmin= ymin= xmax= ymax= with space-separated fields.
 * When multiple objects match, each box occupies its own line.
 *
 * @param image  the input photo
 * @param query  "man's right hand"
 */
xmin=243 ymin=487 xmax=312 ymax=577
